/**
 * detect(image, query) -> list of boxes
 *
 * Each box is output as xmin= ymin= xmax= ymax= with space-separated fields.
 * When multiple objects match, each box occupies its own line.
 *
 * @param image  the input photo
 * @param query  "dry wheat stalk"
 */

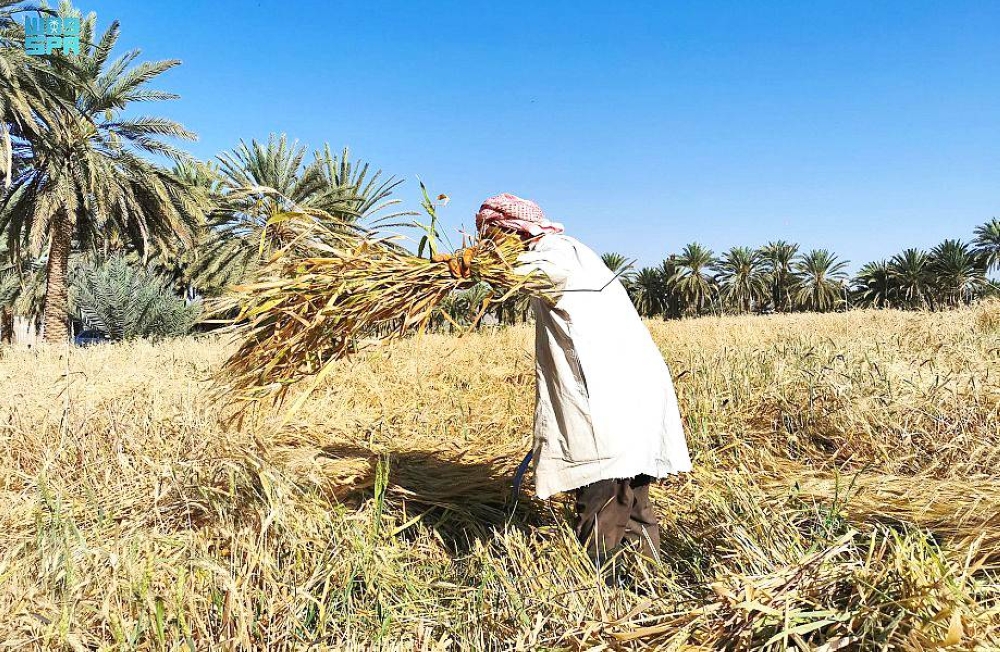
xmin=219 ymin=222 xmax=553 ymax=406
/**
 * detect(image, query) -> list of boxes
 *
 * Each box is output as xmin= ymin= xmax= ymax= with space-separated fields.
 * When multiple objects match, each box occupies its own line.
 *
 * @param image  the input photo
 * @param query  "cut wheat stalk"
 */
xmin=217 ymin=218 xmax=553 ymax=410
xmin=763 ymin=462 xmax=1000 ymax=560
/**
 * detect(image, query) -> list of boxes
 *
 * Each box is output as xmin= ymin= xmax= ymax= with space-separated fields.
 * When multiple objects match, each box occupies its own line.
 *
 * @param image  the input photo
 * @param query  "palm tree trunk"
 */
xmin=42 ymin=209 xmax=73 ymax=342
xmin=0 ymin=307 xmax=12 ymax=344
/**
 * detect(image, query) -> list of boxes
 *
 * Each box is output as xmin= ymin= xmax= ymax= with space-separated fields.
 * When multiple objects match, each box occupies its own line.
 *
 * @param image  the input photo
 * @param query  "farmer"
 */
xmin=450 ymin=193 xmax=692 ymax=564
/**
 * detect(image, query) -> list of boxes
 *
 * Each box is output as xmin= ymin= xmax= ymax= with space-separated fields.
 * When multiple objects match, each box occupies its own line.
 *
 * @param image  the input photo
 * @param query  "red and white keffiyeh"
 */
xmin=475 ymin=193 xmax=564 ymax=237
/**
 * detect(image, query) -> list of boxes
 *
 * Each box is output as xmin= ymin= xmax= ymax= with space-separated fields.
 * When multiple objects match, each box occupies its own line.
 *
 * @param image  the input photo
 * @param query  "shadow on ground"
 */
xmin=316 ymin=443 xmax=558 ymax=553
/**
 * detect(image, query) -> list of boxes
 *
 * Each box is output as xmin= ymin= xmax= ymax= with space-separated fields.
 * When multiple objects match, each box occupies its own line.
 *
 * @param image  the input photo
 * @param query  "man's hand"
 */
xmin=433 ymin=248 xmax=476 ymax=279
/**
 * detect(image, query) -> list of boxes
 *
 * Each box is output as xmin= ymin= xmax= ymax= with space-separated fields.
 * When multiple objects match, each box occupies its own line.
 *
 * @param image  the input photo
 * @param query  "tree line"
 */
xmin=598 ymin=230 xmax=999 ymax=320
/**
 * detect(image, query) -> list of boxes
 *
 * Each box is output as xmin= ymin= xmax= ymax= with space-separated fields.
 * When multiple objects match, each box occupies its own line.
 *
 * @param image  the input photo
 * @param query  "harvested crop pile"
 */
xmin=220 ymin=221 xmax=552 ymax=405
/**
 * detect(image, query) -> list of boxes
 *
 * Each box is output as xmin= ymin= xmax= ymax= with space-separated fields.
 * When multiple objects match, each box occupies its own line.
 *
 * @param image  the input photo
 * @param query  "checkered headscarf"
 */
xmin=475 ymin=193 xmax=564 ymax=237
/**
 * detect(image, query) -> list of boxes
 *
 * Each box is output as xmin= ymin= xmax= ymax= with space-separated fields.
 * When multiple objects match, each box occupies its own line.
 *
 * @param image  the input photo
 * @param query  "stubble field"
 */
xmin=1 ymin=306 xmax=999 ymax=650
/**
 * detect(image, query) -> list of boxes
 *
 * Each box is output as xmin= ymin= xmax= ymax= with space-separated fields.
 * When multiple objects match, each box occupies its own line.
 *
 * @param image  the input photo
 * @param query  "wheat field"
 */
xmin=1 ymin=306 xmax=999 ymax=650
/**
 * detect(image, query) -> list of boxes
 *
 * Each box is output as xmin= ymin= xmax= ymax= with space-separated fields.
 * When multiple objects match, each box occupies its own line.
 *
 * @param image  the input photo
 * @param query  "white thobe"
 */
xmin=515 ymin=234 xmax=692 ymax=499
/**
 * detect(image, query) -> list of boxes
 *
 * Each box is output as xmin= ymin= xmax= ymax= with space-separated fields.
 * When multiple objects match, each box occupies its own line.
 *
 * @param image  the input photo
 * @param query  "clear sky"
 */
xmin=77 ymin=1 xmax=998 ymax=269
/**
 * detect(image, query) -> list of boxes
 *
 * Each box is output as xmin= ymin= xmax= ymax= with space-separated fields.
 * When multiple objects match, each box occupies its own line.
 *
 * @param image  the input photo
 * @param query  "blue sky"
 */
xmin=78 ymin=1 xmax=999 ymax=269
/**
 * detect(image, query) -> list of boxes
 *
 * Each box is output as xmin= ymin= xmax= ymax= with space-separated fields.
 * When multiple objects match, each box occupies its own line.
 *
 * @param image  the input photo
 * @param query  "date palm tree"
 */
xmin=854 ymin=260 xmax=893 ymax=308
xmin=714 ymin=246 xmax=768 ymax=313
xmin=492 ymin=293 xmax=531 ymax=325
xmin=144 ymin=160 xmax=219 ymax=297
xmin=191 ymin=135 xmax=338 ymax=292
xmin=760 ymin=240 xmax=799 ymax=312
xmin=973 ymin=218 xmax=1000 ymax=275
xmin=658 ymin=256 xmax=683 ymax=319
xmin=70 ymin=254 xmax=200 ymax=340
xmin=1 ymin=0 xmax=26 ymax=186
xmin=673 ymin=242 xmax=716 ymax=316
xmin=929 ymin=239 xmax=987 ymax=307
xmin=601 ymin=252 xmax=628 ymax=273
xmin=0 ymin=0 xmax=60 ymax=187
xmin=437 ymin=281 xmax=493 ymax=329
xmin=0 ymin=240 xmax=46 ymax=341
xmin=1 ymin=7 xmax=203 ymax=341
xmin=601 ymin=251 xmax=636 ymax=290
xmin=629 ymin=266 xmax=666 ymax=317
xmin=314 ymin=144 xmax=410 ymax=230
xmin=888 ymin=248 xmax=931 ymax=309
xmin=0 ymin=239 xmax=17 ymax=341
xmin=191 ymin=136 xmax=405 ymax=294
xmin=792 ymin=249 xmax=849 ymax=312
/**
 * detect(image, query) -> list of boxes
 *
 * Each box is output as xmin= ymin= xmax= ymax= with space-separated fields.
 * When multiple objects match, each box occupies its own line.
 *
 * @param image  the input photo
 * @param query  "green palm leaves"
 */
xmin=190 ymin=136 xmax=408 ymax=295
xmin=792 ymin=249 xmax=849 ymax=312
xmin=929 ymin=240 xmax=988 ymax=307
xmin=852 ymin=239 xmax=992 ymax=310
xmin=716 ymin=247 xmax=769 ymax=314
xmin=600 ymin=251 xmax=630 ymax=276
xmin=630 ymin=266 xmax=670 ymax=317
xmin=1 ymin=3 xmax=203 ymax=340
xmin=610 ymin=214 xmax=998 ymax=318
xmin=889 ymin=248 xmax=932 ymax=309
xmin=855 ymin=260 xmax=893 ymax=309
xmin=609 ymin=243 xmax=852 ymax=317
xmin=760 ymin=240 xmax=799 ymax=312
xmin=70 ymin=255 xmax=201 ymax=340
xmin=2 ymin=3 xmax=414 ymax=342
xmin=973 ymin=218 xmax=1000 ymax=274
xmin=674 ymin=243 xmax=717 ymax=315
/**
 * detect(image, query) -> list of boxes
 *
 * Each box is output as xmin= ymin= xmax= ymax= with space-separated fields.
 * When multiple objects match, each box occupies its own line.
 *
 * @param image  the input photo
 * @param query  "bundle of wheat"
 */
xmin=219 ymin=223 xmax=552 ymax=406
